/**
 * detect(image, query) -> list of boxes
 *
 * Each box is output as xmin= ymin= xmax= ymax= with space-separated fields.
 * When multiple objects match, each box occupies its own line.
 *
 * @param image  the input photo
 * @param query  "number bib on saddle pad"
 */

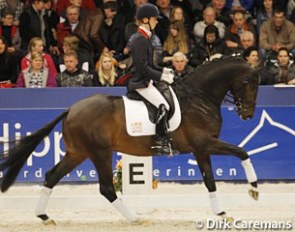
xmin=122 ymin=87 xmax=181 ymax=136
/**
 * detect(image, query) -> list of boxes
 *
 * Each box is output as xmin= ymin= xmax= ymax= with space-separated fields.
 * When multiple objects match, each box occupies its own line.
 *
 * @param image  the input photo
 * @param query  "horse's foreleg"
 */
xmin=90 ymin=151 xmax=138 ymax=222
xmin=36 ymin=152 xmax=84 ymax=225
xmin=195 ymin=155 xmax=227 ymax=217
xmin=207 ymin=139 xmax=259 ymax=200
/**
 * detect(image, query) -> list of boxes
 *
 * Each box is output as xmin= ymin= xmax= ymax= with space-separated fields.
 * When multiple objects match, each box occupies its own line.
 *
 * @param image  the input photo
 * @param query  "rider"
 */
xmin=128 ymin=3 xmax=178 ymax=155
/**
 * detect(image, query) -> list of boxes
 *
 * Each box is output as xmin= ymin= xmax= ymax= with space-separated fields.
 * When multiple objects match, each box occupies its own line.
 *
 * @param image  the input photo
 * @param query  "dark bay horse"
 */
xmin=0 ymin=56 xmax=260 ymax=224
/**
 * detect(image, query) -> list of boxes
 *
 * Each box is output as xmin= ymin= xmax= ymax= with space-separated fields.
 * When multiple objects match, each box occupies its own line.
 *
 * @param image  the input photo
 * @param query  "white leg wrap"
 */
xmin=112 ymin=198 xmax=138 ymax=222
xmin=35 ymin=186 xmax=52 ymax=216
xmin=241 ymin=158 xmax=257 ymax=183
xmin=209 ymin=191 xmax=224 ymax=215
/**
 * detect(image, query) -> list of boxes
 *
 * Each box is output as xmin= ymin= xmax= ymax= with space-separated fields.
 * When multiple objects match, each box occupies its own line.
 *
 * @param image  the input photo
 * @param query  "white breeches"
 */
xmin=135 ymin=81 xmax=170 ymax=110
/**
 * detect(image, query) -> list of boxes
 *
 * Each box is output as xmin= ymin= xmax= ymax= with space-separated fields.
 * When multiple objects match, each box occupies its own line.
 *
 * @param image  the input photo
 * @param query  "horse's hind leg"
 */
xmin=36 ymin=151 xmax=85 ymax=224
xmin=90 ymin=149 xmax=138 ymax=222
xmin=195 ymin=154 xmax=228 ymax=218
xmin=207 ymin=139 xmax=259 ymax=200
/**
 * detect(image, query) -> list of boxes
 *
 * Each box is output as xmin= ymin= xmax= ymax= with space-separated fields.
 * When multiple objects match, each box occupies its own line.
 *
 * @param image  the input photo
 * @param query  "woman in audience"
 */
xmin=256 ymin=0 xmax=273 ymax=34
xmin=16 ymin=51 xmax=57 ymax=87
xmin=261 ymin=47 xmax=295 ymax=85
xmin=243 ymin=46 xmax=261 ymax=68
xmin=162 ymin=20 xmax=191 ymax=65
xmin=169 ymin=6 xmax=193 ymax=39
xmin=93 ymin=52 xmax=119 ymax=86
xmin=0 ymin=36 xmax=18 ymax=87
xmin=20 ymin=37 xmax=58 ymax=78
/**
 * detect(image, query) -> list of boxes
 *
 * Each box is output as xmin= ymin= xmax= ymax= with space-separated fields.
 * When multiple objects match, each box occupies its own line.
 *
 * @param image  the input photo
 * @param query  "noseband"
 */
xmin=226 ymin=76 xmax=259 ymax=114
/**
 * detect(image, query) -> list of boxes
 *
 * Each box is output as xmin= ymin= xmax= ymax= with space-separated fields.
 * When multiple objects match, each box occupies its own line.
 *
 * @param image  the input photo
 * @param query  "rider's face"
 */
xmin=148 ymin=17 xmax=158 ymax=30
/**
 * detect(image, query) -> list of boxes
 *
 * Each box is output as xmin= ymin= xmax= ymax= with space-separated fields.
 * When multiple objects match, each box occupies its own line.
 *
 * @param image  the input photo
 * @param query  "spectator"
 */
xmin=58 ymin=35 xmax=94 ymax=73
xmin=73 ymin=7 xmax=105 ymax=57
xmin=210 ymin=0 xmax=232 ymax=26
xmin=193 ymin=6 xmax=225 ymax=43
xmin=56 ymin=5 xmax=80 ymax=50
xmin=261 ymin=47 xmax=295 ymax=85
xmin=256 ymin=0 xmax=273 ymax=35
xmin=243 ymin=46 xmax=261 ymax=69
xmin=56 ymin=0 xmax=96 ymax=16
xmin=287 ymin=0 xmax=295 ymax=18
xmin=190 ymin=24 xmax=228 ymax=67
xmin=259 ymin=8 xmax=295 ymax=60
xmin=171 ymin=51 xmax=194 ymax=83
xmin=0 ymin=10 xmax=21 ymax=54
xmin=19 ymin=0 xmax=59 ymax=56
xmin=100 ymin=1 xmax=126 ymax=61
xmin=0 ymin=0 xmax=24 ymax=26
xmin=93 ymin=52 xmax=119 ymax=86
xmin=162 ymin=20 xmax=191 ymax=65
xmin=224 ymin=10 xmax=256 ymax=53
xmin=56 ymin=50 xmax=93 ymax=87
xmin=0 ymin=36 xmax=18 ymax=86
xmin=170 ymin=6 xmax=193 ymax=40
xmin=44 ymin=0 xmax=59 ymax=44
xmin=16 ymin=51 xmax=57 ymax=87
xmin=21 ymin=37 xmax=58 ymax=78
xmin=228 ymin=30 xmax=255 ymax=55
xmin=225 ymin=0 xmax=254 ymax=12
xmin=155 ymin=0 xmax=173 ymax=43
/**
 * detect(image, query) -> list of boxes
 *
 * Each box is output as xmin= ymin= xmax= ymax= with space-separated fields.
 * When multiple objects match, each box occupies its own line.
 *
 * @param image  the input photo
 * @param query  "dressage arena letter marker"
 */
xmin=121 ymin=153 xmax=152 ymax=195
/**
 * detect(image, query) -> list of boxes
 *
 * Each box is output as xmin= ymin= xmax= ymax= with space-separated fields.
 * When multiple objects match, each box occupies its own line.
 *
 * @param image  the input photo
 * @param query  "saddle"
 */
xmin=126 ymin=81 xmax=175 ymax=123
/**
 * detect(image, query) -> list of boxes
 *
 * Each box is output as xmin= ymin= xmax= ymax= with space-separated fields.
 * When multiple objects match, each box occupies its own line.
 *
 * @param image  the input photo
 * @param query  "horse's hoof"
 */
xmin=249 ymin=188 xmax=259 ymax=200
xmin=135 ymin=219 xmax=151 ymax=225
xmin=219 ymin=213 xmax=234 ymax=224
xmin=43 ymin=218 xmax=56 ymax=226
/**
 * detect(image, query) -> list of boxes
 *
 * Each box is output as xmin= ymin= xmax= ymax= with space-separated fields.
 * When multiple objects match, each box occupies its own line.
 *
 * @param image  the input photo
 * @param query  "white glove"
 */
xmin=161 ymin=72 xmax=174 ymax=84
xmin=161 ymin=68 xmax=174 ymax=84
xmin=163 ymin=67 xmax=174 ymax=75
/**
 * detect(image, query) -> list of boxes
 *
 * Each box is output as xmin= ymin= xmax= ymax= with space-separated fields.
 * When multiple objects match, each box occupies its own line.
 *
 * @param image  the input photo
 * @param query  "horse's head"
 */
xmin=230 ymin=67 xmax=260 ymax=120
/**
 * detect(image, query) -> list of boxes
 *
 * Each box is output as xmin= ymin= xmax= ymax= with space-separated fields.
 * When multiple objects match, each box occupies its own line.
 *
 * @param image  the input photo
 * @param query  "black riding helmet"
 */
xmin=136 ymin=3 xmax=160 ymax=21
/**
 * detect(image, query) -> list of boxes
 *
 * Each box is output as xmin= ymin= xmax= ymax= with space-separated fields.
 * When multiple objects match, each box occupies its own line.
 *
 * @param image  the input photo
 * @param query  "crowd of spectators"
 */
xmin=0 ymin=0 xmax=295 ymax=88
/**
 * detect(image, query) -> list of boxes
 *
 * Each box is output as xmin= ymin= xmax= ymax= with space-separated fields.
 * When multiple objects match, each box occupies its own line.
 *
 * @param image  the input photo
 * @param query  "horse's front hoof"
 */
xmin=219 ymin=212 xmax=234 ymax=224
xmin=37 ymin=214 xmax=56 ymax=226
xmin=249 ymin=188 xmax=259 ymax=200
xmin=43 ymin=218 xmax=56 ymax=226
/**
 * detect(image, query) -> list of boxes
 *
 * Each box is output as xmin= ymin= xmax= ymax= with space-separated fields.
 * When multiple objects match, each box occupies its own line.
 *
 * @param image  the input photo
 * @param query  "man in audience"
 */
xmin=57 ymin=5 xmax=80 ymax=50
xmin=224 ymin=9 xmax=256 ymax=53
xmin=0 ymin=10 xmax=21 ymax=54
xmin=19 ymin=0 xmax=59 ymax=55
xmin=56 ymin=50 xmax=93 ymax=87
xmin=193 ymin=6 xmax=225 ymax=43
xmin=73 ymin=5 xmax=105 ymax=57
xmin=171 ymin=51 xmax=194 ymax=82
xmin=210 ymin=0 xmax=231 ymax=26
xmin=259 ymin=8 xmax=295 ymax=60
xmin=155 ymin=0 xmax=173 ymax=43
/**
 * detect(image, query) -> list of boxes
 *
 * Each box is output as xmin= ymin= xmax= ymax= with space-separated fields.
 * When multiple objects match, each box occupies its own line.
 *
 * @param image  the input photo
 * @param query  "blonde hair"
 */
xmin=28 ymin=37 xmax=43 ymax=53
xmin=96 ymin=52 xmax=117 ymax=86
xmin=63 ymin=49 xmax=78 ymax=60
xmin=163 ymin=20 xmax=188 ymax=55
xmin=63 ymin=35 xmax=79 ymax=51
xmin=30 ymin=51 xmax=44 ymax=61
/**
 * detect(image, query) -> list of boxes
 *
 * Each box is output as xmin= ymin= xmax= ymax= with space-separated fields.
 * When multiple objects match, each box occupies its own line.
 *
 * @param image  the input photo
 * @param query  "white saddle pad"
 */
xmin=122 ymin=87 xmax=181 ymax=136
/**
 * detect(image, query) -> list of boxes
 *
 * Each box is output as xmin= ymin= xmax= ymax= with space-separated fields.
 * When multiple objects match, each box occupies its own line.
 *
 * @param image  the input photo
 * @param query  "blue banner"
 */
xmin=0 ymin=87 xmax=295 ymax=182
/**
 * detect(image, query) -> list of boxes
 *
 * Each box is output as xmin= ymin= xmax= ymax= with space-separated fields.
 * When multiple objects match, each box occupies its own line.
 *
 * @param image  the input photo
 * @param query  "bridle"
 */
xmin=225 ymin=75 xmax=259 ymax=115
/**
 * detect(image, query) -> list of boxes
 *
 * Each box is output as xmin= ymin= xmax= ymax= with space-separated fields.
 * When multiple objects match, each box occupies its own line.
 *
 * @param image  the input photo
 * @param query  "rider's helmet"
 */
xmin=136 ymin=3 xmax=160 ymax=21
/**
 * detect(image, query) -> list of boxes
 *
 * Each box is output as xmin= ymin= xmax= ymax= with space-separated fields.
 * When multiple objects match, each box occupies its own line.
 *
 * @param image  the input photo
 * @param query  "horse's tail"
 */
xmin=0 ymin=111 xmax=69 ymax=193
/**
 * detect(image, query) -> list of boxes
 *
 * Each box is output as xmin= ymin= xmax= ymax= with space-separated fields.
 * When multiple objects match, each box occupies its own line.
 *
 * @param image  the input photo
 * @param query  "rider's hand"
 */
xmin=161 ymin=72 xmax=174 ymax=84
xmin=163 ymin=67 xmax=174 ymax=75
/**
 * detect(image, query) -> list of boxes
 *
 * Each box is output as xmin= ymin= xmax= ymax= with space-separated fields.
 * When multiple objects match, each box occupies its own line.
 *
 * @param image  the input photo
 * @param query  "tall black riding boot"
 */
xmin=151 ymin=104 xmax=179 ymax=155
